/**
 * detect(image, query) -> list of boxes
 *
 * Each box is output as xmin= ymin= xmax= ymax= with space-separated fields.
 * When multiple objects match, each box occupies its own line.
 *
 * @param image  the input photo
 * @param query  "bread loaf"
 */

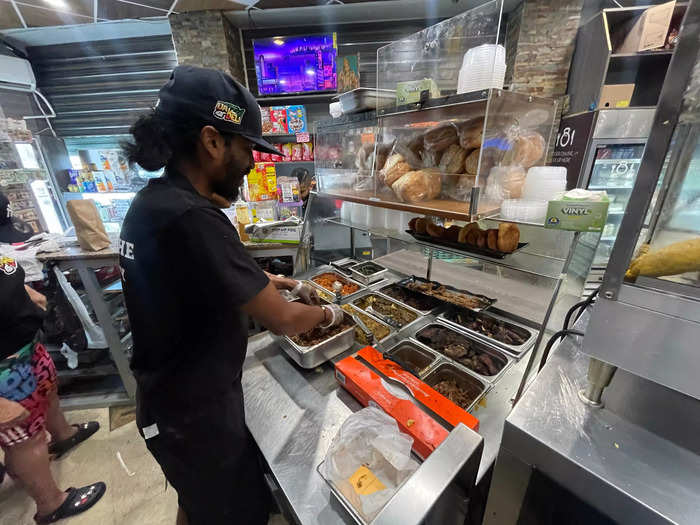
xmin=415 ymin=218 xmax=427 ymax=234
xmin=509 ymin=131 xmax=545 ymax=168
xmin=408 ymin=217 xmax=418 ymax=231
xmin=445 ymin=225 xmax=461 ymax=242
xmin=424 ymin=123 xmax=459 ymax=152
xmin=382 ymin=153 xmax=412 ymax=187
xmin=391 ymin=169 xmax=442 ymax=203
xmin=439 ymin=144 xmax=468 ymax=174
xmin=425 ymin=221 xmax=445 ymax=238
xmin=464 ymin=148 xmax=481 ymax=175
xmin=458 ymin=222 xmax=480 ymax=243
xmin=457 ymin=117 xmax=485 ymax=150
xmin=497 ymin=223 xmax=520 ymax=253
xmin=476 ymin=229 xmax=487 ymax=248
xmin=465 ymin=229 xmax=480 ymax=245
xmin=487 ymin=229 xmax=499 ymax=251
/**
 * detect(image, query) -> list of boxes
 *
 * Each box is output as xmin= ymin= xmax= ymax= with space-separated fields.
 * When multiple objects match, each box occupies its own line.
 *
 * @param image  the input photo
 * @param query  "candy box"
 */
xmin=260 ymin=106 xmax=273 ymax=134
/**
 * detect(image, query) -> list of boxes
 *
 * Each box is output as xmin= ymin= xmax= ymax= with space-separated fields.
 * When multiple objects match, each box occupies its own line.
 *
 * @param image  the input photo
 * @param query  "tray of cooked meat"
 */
xmin=340 ymin=304 xmax=392 ymax=345
xmin=383 ymin=340 xmax=439 ymax=378
xmin=310 ymin=270 xmax=364 ymax=300
xmin=281 ymin=312 xmax=356 ymax=369
xmin=378 ymin=283 xmax=443 ymax=315
xmin=422 ymin=363 xmax=487 ymax=413
xmin=413 ymin=323 xmax=509 ymax=381
xmin=439 ymin=305 xmax=537 ymax=357
xmin=398 ymin=276 xmax=496 ymax=312
xmin=351 ymin=292 xmax=419 ymax=329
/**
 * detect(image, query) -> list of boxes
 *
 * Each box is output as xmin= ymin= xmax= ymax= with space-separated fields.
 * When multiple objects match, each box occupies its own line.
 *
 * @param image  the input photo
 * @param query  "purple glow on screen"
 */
xmin=254 ymin=34 xmax=337 ymax=95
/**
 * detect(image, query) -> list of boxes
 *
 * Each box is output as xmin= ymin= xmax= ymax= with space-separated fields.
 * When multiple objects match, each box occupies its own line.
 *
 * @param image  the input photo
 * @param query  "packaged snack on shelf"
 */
xmin=286 ymin=105 xmax=307 ymax=133
xmin=277 ymin=201 xmax=304 ymax=219
xmin=260 ymin=151 xmax=271 ymax=162
xmin=270 ymin=107 xmax=288 ymax=134
xmin=271 ymin=144 xmax=283 ymax=162
xmin=277 ymin=176 xmax=301 ymax=203
xmin=247 ymin=163 xmax=277 ymax=201
xmin=250 ymin=200 xmax=277 ymax=223
xmin=282 ymin=143 xmax=293 ymax=161
xmin=302 ymin=142 xmax=314 ymax=161
xmin=291 ymin=143 xmax=303 ymax=161
xmin=260 ymin=106 xmax=273 ymax=134
xmin=253 ymin=150 xmax=261 ymax=162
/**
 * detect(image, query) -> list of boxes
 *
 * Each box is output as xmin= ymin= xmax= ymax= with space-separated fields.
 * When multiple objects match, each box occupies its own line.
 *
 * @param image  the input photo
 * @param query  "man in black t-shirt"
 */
xmin=120 ymin=66 xmax=343 ymax=525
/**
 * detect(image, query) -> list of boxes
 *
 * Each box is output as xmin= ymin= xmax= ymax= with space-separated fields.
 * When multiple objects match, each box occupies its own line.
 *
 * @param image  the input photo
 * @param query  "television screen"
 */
xmin=253 ymin=34 xmax=338 ymax=96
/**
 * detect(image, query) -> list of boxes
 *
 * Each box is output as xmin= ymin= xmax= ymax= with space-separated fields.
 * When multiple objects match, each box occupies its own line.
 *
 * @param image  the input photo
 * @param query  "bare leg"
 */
xmin=4 ymin=432 xmax=67 ymax=515
xmin=44 ymin=390 xmax=76 ymax=443
xmin=176 ymin=506 xmax=189 ymax=525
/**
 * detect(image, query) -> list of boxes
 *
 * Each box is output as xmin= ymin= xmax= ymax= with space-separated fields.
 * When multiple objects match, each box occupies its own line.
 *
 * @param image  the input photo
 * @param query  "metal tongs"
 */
xmin=351 ymin=312 xmax=375 ymax=345
xmin=366 ymin=305 xmax=401 ymax=329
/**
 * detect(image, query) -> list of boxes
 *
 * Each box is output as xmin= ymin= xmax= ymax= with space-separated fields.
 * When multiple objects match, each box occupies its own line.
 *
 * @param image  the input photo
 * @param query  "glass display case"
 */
xmin=583 ymin=7 xmax=700 ymax=400
xmin=316 ymin=1 xmax=557 ymax=221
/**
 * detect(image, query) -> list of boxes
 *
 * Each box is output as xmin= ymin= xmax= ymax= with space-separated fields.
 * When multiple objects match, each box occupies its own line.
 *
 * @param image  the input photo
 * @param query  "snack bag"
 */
xmin=291 ymin=143 xmax=303 ymax=161
xmin=282 ymin=143 xmax=293 ymax=161
xmin=286 ymin=105 xmax=307 ymax=133
xmin=270 ymin=107 xmax=288 ymax=134
xmin=252 ymin=150 xmax=261 ymax=162
xmin=260 ymin=151 xmax=271 ymax=162
xmin=302 ymin=142 xmax=313 ymax=161
xmin=260 ymin=106 xmax=273 ymax=134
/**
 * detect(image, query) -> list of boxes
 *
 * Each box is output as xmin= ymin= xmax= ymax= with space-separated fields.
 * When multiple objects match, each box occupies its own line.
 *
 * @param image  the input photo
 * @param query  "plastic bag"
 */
xmin=322 ymin=406 xmax=419 ymax=521
xmin=53 ymin=266 xmax=107 ymax=349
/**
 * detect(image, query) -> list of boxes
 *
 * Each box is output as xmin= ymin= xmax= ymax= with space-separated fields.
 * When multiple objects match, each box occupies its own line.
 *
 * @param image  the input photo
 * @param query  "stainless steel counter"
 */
xmin=484 ymin=310 xmax=700 ymax=524
xmin=242 ymin=332 xmax=527 ymax=524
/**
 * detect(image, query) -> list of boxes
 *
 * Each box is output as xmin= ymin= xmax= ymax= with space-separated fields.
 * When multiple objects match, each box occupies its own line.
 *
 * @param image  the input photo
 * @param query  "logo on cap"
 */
xmin=213 ymin=101 xmax=245 ymax=125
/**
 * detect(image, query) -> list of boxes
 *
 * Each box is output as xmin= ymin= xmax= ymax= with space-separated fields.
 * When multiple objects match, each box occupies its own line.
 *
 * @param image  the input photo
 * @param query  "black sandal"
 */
xmin=34 ymin=482 xmax=106 ymax=524
xmin=49 ymin=421 xmax=100 ymax=459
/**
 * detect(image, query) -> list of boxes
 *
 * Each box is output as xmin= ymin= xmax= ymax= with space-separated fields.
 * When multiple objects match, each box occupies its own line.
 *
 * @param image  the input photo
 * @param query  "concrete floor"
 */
xmin=0 ymin=408 xmax=289 ymax=525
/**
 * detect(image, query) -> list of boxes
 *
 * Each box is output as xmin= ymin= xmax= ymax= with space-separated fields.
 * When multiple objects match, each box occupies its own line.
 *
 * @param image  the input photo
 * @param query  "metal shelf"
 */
xmin=588 ymin=185 xmax=634 ymax=189
xmin=325 ymin=217 xmax=566 ymax=280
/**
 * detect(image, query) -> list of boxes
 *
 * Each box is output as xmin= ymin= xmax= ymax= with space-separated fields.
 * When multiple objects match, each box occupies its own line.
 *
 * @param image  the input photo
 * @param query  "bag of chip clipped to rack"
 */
xmin=321 ymin=406 xmax=419 ymax=521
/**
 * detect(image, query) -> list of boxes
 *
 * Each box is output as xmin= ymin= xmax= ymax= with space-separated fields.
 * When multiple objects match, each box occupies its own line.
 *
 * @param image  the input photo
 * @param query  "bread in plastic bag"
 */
xmin=321 ymin=406 xmax=419 ymax=521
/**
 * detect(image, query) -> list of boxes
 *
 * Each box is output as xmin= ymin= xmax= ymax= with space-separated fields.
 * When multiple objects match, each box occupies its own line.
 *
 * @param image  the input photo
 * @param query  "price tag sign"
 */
xmin=295 ymin=132 xmax=310 ymax=143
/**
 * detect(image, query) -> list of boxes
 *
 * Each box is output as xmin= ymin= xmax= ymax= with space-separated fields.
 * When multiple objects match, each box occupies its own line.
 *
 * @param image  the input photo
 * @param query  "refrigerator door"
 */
xmin=585 ymin=142 xmax=646 ymax=265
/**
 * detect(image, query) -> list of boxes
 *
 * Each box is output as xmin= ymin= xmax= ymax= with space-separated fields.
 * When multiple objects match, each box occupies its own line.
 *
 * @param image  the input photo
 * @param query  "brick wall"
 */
xmin=169 ymin=11 xmax=234 ymax=77
xmin=509 ymin=0 xmax=584 ymax=102
xmin=504 ymin=2 xmax=523 ymax=88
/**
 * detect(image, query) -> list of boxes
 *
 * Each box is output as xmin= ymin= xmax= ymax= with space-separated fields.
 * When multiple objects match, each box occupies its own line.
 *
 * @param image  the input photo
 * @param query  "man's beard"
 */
xmin=211 ymin=159 xmax=245 ymax=202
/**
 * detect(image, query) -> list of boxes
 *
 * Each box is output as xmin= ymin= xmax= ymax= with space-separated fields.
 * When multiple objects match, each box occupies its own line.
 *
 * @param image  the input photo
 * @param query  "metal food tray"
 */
xmin=334 ymin=87 xmax=396 ymax=113
xmin=309 ymin=268 xmax=366 ymax=302
xmin=348 ymin=261 xmax=388 ymax=286
xmin=378 ymin=282 xmax=444 ymax=316
xmin=438 ymin=306 xmax=538 ymax=358
xmin=342 ymin=303 xmax=394 ymax=347
xmin=302 ymin=280 xmax=336 ymax=303
xmin=422 ymin=362 xmax=489 ymax=414
xmin=351 ymin=290 xmax=424 ymax=333
xmin=406 ymin=230 xmax=529 ymax=259
xmin=280 ymin=312 xmax=356 ymax=369
xmin=383 ymin=340 xmax=442 ymax=379
xmin=330 ymin=257 xmax=360 ymax=276
xmin=407 ymin=321 xmax=512 ymax=384
xmin=397 ymin=275 xmax=496 ymax=312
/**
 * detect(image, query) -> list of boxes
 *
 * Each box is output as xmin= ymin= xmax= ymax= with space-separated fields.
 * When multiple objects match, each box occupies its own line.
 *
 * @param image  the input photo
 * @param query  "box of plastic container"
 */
xmin=545 ymin=192 xmax=610 ymax=232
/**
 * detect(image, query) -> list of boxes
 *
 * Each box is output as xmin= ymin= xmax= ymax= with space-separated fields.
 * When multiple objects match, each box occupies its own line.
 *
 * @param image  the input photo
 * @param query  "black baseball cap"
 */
xmin=154 ymin=65 xmax=279 ymax=156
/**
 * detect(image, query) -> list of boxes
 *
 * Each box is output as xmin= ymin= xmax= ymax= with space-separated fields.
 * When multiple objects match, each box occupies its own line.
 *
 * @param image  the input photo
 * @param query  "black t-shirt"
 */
xmin=0 ymin=256 xmax=44 ymax=359
xmin=119 ymin=169 xmax=269 ymax=415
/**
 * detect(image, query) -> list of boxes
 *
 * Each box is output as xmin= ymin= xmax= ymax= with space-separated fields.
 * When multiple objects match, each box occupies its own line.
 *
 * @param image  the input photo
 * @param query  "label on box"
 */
xmin=295 ymin=132 xmax=310 ymax=143
xmin=335 ymin=370 xmax=346 ymax=385
xmin=545 ymin=200 xmax=609 ymax=232
xmin=349 ymin=466 xmax=386 ymax=496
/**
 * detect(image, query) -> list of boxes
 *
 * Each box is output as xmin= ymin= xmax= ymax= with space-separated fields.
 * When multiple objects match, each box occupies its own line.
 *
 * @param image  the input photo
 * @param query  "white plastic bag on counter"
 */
xmin=321 ymin=406 xmax=419 ymax=521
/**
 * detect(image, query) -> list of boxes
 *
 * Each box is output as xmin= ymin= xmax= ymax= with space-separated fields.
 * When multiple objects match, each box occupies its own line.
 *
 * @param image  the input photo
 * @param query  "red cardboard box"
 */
xmin=335 ymin=355 xmax=449 ymax=459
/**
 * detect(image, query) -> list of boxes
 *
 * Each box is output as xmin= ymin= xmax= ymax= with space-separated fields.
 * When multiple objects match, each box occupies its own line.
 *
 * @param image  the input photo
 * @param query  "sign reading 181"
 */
xmin=556 ymin=126 xmax=575 ymax=149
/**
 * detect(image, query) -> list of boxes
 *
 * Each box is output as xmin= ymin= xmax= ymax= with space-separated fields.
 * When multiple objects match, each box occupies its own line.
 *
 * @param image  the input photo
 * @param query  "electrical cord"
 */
xmin=539 ymin=286 xmax=601 ymax=372
xmin=538 ymin=329 xmax=584 ymax=372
